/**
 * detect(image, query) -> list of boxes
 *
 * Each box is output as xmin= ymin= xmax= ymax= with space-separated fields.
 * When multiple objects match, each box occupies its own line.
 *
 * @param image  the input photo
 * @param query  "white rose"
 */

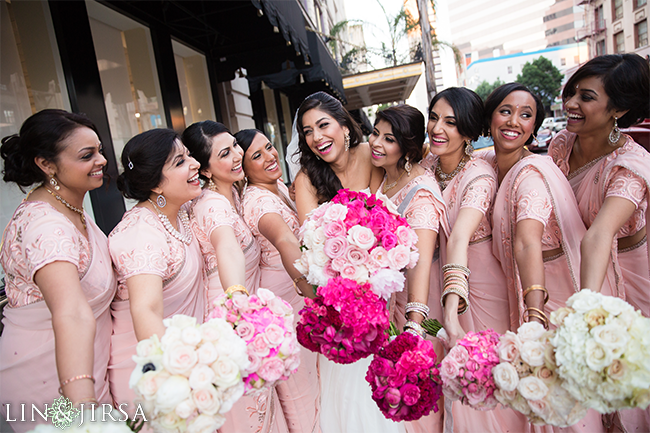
xmin=257 ymin=288 xmax=275 ymax=303
xmin=187 ymin=414 xmax=223 ymax=433
xmin=192 ymin=385 xmax=222 ymax=415
xmin=211 ymin=357 xmax=242 ymax=389
xmin=164 ymin=314 xmax=198 ymax=330
xmin=591 ymin=323 xmax=630 ymax=352
xmin=160 ymin=326 xmax=183 ymax=351
xmin=175 ymin=398 xmax=197 ymax=419
xmin=197 ymin=342 xmax=219 ymax=365
xmin=294 ymin=256 xmax=308 ymax=275
xmin=155 ymin=375 xmax=191 ymax=413
xmin=151 ymin=411 xmax=185 ymax=433
xmin=601 ymin=297 xmax=634 ymax=316
xmin=189 ymin=364 xmax=216 ymax=389
xmin=517 ymin=376 xmax=549 ymax=401
xmin=492 ymin=362 xmax=519 ymax=392
xmin=517 ymin=321 xmax=546 ymax=342
xmin=313 ymin=250 xmax=329 ymax=267
xmin=509 ymin=395 xmax=533 ymax=416
xmin=136 ymin=370 xmax=169 ymax=400
xmin=585 ymin=339 xmax=613 ymax=372
xmin=568 ymin=289 xmax=602 ymax=313
xmin=323 ymin=203 xmax=348 ymax=223
xmin=347 ymin=225 xmax=376 ymax=250
xmin=312 ymin=227 xmax=326 ymax=245
xmin=163 ymin=342 xmax=198 ymax=376
xmin=527 ymin=398 xmax=552 ymax=420
xmin=302 ymin=230 xmax=315 ymax=249
xmin=200 ymin=319 xmax=231 ymax=343
xmin=598 ymin=380 xmax=626 ymax=402
xmin=136 ymin=337 xmax=162 ymax=358
xmin=181 ymin=326 xmax=203 ymax=347
xmin=550 ymin=307 xmax=574 ymax=327
xmin=520 ymin=341 xmax=546 ymax=367
xmin=308 ymin=265 xmax=330 ymax=287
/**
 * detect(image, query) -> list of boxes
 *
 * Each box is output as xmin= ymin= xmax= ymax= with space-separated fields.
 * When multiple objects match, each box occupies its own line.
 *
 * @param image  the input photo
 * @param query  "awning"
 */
xmin=343 ymin=62 xmax=423 ymax=110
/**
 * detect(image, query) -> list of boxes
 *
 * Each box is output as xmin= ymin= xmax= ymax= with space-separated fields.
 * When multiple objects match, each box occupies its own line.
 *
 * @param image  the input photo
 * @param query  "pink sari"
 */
xmin=0 ymin=202 xmax=116 ymax=433
xmin=108 ymin=206 xmax=206 ymax=415
xmin=243 ymin=181 xmax=320 ymax=433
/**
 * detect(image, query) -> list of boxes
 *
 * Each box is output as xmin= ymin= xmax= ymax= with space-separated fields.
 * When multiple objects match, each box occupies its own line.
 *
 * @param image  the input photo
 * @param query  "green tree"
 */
xmin=475 ymin=78 xmax=504 ymax=101
xmin=516 ymin=56 xmax=563 ymax=114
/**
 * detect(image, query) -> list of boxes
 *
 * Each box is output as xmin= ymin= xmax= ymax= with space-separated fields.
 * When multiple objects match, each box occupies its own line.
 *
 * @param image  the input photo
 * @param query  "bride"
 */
xmin=292 ymin=92 xmax=403 ymax=433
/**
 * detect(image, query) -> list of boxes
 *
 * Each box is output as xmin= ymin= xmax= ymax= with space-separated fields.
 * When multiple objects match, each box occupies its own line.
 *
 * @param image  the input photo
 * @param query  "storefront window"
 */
xmin=262 ymin=84 xmax=290 ymax=179
xmin=173 ymin=40 xmax=215 ymax=126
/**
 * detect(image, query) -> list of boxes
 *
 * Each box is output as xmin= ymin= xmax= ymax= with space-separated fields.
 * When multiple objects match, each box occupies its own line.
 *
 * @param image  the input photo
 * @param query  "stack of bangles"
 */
xmin=225 ymin=284 xmax=249 ymax=296
xmin=404 ymin=302 xmax=430 ymax=338
xmin=58 ymin=374 xmax=95 ymax=395
xmin=293 ymin=275 xmax=307 ymax=297
xmin=523 ymin=284 xmax=550 ymax=329
xmin=440 ymin=263 xmax=470 ymax=315
xmin=404 ymin=320 xmax=426 ymax=338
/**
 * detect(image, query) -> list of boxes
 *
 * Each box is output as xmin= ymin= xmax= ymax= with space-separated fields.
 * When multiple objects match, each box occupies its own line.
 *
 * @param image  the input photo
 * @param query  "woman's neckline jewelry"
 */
xmin=435 ymin=155 xmax=468 ymax=190
xmin=147 ymin=199 xmax=192 ymax=245
xmin=45 ymin=187 xmax=86 ymax=230
xmin=382 ymin=169 xmax=407 ymax=194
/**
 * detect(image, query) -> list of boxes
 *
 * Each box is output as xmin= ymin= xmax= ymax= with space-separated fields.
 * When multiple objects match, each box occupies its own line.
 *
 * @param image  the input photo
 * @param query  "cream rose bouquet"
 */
xmin=493 ymin=322 xmax=587 ymax=426
xmin=550 ymin=289 xmax=650 ymax=413
xmin=129 ymin=315 xmax=250 ymax=433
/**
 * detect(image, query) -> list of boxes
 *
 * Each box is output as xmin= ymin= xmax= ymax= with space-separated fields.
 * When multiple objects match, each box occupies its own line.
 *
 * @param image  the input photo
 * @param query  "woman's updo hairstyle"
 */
xmin=484 ymin=83 xmax=545 ymax=146
xmin=117 ymin=128 xmax=180 ymax=202
xmin=1 ymin=109 xmax=99 ymax=190
xmin=562 ymin=54 xmax=649 ymax=128
xmin=234 ymin=129 xmax=265 ymax=155
xmin=429 ymin=87 xmax=484 ymax=142
xmin=375 ymin=105 xmax=425 ymax=169
xmin=182 ymin=121 xmax=231 ymax=181
xmin=296 ymin=91 xmax=363 ymax=203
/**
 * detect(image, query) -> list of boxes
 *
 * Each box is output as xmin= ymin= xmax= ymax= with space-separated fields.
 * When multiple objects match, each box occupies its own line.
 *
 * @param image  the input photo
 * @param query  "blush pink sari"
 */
xmin=0 ymin=202 xmax=116 ymax=433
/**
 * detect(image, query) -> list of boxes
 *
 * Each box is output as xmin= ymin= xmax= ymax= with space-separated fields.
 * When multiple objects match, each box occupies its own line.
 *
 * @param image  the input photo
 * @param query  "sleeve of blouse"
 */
xmin=404 ymin=189 xmax=441 ymax=232
xmin=515 ymin=168 xmax=552 ymax=227
xmin=460 ymin=175 xmax=496 ymax=215
xmin=244 ymin=191 xmax=283 ymax=234
xmin=109 ymin=214 xmax=169 ymax=280
xmin=193 ymin=193 xmax=238 ymax=239
xmin=23 ymin=212 xmax=81 ymax=280
xmin=605 ymin=166 xmax=647 ymax=209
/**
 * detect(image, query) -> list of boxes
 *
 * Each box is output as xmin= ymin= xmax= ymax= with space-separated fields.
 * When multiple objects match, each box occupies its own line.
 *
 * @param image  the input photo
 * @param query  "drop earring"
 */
xmin=464 ymin=140 xmax=474 ymax=156
xmin=49 ymin=175 xmax=60 ymax=191
xmin=404 ymin=157 xmax=412 ymax=176
xmin=344 ymin=131 xmax=350 ymax=151
xmin=156 ymin=194 xmax=167 ymax=208
xmin=608 ymin=116 xmax=621 ymax=146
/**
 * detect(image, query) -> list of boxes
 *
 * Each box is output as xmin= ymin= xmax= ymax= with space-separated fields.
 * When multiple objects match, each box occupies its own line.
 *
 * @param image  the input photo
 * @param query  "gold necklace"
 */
xmin=382 ymin=169 xmax=407 ymax=194
xmin=435 ymin=156 xmax=468 ymax=191
xmin=45 ymin=187 xmax=86 ymax=230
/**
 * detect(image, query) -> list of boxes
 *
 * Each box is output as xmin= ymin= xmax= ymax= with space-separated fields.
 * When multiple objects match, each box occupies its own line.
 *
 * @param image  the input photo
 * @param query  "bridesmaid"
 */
xmin=422 ymin=88 xmax=527 ymax=432
xmin=108 ymin=129 xmax=206 ymax=415
xmin=182 ymin=121 xmax=285 ymax=433
xmin=369 ymin=104 xmax=447 ymax=433
xmin=486 ymin=84 xmax=605 ymax=433
xmin=547 ymin=53 xmax=650 ymax=432
xmin=0 ymin=109 xmax=116 ymax=432
xmin=236 ymin=128 xmax=320 ymax=433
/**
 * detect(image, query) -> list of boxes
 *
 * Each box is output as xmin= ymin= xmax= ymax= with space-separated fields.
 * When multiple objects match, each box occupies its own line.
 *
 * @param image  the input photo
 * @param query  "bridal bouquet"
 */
xmin=492 ymin=322 xmax=587 ymax=426
xmin=439 ymin=329 xmax=500 ymax=410
xmin=129 ymin=315 xmax=249 ymax=432
xmin=294 ymin=189 xmax=419 ymax=299
xmin=550 ymin=289 xmax=650 ymax=413
xmin=207 ymin=288 xmax=301 ymax=394
xmin=366 ymin=332 xmax=442 ymax=421
xmin=296 ymin=276 xmax=389 ymax=364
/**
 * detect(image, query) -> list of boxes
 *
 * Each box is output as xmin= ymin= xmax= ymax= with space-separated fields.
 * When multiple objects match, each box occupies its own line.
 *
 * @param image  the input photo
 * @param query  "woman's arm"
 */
xmin=406 ymin=228 xmax=437 ymax=324
xmin=211 ymin=225 xmax=247 ymax=289
xmin=442 ymin=207 xmax=484 ymax=347
xmin=580 ymin=196 xmax=637 ymax=291
xmin=258 ymin=213 xmax=316 ymax=298
xmin=126 ymin=274 xmax=166 ymax=341
xmin=36 ymin=262 xmax=96 ymax=406
xmin=513 ymin=219 xmax=546 ymax=325
xmin=294 ymin=171 xmax=319 ymax=224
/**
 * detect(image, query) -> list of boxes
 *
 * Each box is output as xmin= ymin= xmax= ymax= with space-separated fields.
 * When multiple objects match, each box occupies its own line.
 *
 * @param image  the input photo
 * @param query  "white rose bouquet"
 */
xmin=493 ymin=322 xmax=587 ymax=427
xmin=129 ymin=315 xmax=250 ymax=432
xmin=550 ymin=289 xmax=650 ymax=413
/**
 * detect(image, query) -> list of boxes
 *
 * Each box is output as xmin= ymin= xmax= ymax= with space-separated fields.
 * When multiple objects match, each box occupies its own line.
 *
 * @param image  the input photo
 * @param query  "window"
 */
xmin=635 ymin=0 xmax=647 ymax=9
xmin=612 ymin=0 xmax=623 ymax=21
xmin=561 ymin=58 xmax=566 ymax=66
xmin=636 ymin=20 xmax=648 ymax=48
xmin=596 ymin=39 xmax=607 ymax=56
xmin=507 ymin=66 xmax=512 ymax=74
xmin=595 ymin=5 xmax=605 ymax=30
xmin=172 ymin=41 xmax=216 ymax=126
xmin=614 ymin=31 xmax=625 ymax=53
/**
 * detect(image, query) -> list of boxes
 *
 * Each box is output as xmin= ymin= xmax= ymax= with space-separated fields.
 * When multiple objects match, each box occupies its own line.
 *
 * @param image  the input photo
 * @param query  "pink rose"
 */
xmin=247 ymin=353 xmax=262 ymax=373
xmin=324 ymin=220 xmax=346 ymax=238
xmin=369 ymin=247 xmax=389 ymax=269
xmin=257 ymin=288 xmax=275 ymax=303
xmin=331 ymin=256 xmax=347 ymax=272
xmin=440 ymin=358 xmax=460 ymax=380
xmin=347 ymin=225 xmax=376 ymax=250
xmin=250 ymin=334 xmax=271 ymax=357
xmin=340 ymin=264 xmax=367 ymax=281
xmin=408 ymin=251 xmax=419 ymax=268
xmin=528 ymin=398 xmax=552 ymax=419
xmin=257 ymin=357 xmax=285 ymax=382
xmin=345 ymin=245 xmax=369 ymax=266
xmin=268 ymin=297 xmax=291 ymax=316
xmin=498 ymin=332 xmax=521 ymax=363
xmin=386 ymin=245 xmax=410 ymax=270
xmin=284 ymin=353 xmax=301 ymax=373
xmin=323 ymin=261 xmax=338 ymax=278
xmin=395 ymin=226 xmax=414 ymax=247
xmin=236 ymin=321 xmax=256 ymax=342
xmin=381 ymin=231 xmax=398 ymax=250
xmin=192 ymin=386 xmax=222 ymax=415
xmin=263 ymin=324 xmax=286 ymax=347
xmin=385 ymin=388 xmax=401 ymax=407
xmin=163 ymin=342 xmax=198 ymax=376
xmin=324 ymin=237 xmax=348 ymax=258
xmin=448 ymin=345 xmax=470 ymax=366
xmin=323 ymin=203 xmax=348 ymax=222
xmin=231 ymin=294 xmax=250 ymax=310
xmin=400 ymin=383 xmax=421 ymax=406
xmin=465 ymin=385 xmax=488 ymax=407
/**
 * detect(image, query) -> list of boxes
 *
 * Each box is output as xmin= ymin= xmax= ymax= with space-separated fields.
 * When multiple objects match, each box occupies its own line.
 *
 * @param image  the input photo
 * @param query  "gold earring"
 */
xmin=404 ymin=157 xmax=412 ymax=176
xmin=49 ymin=175 xmax=60 ymax=191
xmin=464 ymin=140 xmax=474 ymax=156
xmin=344 ymin=131 xmax=350 ymax=151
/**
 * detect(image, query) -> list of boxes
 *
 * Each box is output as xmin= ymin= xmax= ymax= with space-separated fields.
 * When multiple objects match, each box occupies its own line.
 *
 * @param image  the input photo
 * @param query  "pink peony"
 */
xmin=257 ymin=357 xmax=285 ymax=382
xmin=236 ymin=321 xmax=256 ymax=342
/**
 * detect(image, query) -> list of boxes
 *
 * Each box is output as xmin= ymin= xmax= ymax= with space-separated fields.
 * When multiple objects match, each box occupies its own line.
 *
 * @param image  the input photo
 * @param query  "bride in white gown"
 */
xmin=292 ymin=92 xmax=406 ymax=433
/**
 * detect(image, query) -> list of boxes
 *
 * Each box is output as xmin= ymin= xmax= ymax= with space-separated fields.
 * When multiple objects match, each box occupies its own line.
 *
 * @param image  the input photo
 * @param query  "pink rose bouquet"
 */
xmin=207 ymin=288 xmax=301 ymax=394
xmin=294 ymin=189 xmax=418 ymax=299
xmin=493 ymin=321 xmax=587 ymax=427
xmin=365 ymin=332 xmax=443 ymax=421
xmin=129 ymin=314 xmax=250 ymax=432
xmin=296 ymin=276 xmax=389 ymax=364
xmin=439 ymin=329 xmax=500 ymax=410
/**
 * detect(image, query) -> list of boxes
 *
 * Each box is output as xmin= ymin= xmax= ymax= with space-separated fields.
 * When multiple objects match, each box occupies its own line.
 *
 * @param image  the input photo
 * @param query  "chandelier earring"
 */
xmin=344 ymin=131 xmax=350 ymax=151
xmin=404 ymin=156 xmax=412 ymax=176
xmin=608 ymin=116 xmax=621 ymax=146
xmin=49 ymin=175 xmax=60 ymax=191
xmin=207 ymin=178 xmax=217 ymax=192
xmin=464 ymin=140 xmax=474 ymax=157
xmin=156 ymin=194 xmax=167 ymax=208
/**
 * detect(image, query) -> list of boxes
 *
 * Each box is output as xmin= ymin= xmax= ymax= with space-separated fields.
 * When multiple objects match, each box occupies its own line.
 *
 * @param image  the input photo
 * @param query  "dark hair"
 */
xmin=484 ymin=83 xmax=545 ymax=146
xmin=182 ymin=121 xmax=231 ymax=181
xmin=1 ymin=109 xmax=100 ymax=189
xmin=234 ymin=129 xmax=265 ymax=154
xmin=296 ymin=91 xmax=363 ymax=203
xmin=562 ymin=54 xmax=649 ymax=128
xmin=117 ymin=128 xmax=180 ymax=202
xmin=428 ymin=87 xmax=484 ymax=141
xmin=375 ymin=105 xmax=425 ymax=169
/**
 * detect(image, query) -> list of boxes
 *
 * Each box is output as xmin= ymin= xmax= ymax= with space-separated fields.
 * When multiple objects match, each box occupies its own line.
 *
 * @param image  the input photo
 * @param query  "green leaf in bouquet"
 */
xmin=126 ymin=416 xmax=146 ymax=433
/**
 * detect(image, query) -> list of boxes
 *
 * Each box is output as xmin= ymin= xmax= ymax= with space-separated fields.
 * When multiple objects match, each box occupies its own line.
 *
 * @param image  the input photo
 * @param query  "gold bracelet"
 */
xmin=442 ymin=263 xmax=471 ymax=277
xmin=293 ymin=275 xmax=306 ymax=297
xmin=523 ymin=285 xmax=549 ymax=305
xmin=59 ymin=374 xmax=95 ymax=395
xmin=225 ymin=284 xmax=249 ymax=296
xmin=441 ymin=287 xmax=469 ymax=315
xmin=524 ymin=307 xmax=549 ymax=328
xmin=525 ymin=312 xmax=549 ymax=329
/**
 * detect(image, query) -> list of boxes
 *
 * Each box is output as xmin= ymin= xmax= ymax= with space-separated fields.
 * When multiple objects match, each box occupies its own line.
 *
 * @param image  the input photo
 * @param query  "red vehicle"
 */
xmin=622 ymin=119 xmax=650 ymax=151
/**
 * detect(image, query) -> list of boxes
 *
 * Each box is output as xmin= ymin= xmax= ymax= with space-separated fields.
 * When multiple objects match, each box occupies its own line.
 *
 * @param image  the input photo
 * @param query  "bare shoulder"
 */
xmin=294 ymin=170 xmax=316 ymax=192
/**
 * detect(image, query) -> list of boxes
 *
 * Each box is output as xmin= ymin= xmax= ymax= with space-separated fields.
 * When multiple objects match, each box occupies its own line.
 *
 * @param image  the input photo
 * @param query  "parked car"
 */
xmin=529 ymin=127 xmax=554 ymax=153
xmin=622 ymin=119 xmax=650 ymax=152
xmin=541 ymin=117 xmax=567 ymax=132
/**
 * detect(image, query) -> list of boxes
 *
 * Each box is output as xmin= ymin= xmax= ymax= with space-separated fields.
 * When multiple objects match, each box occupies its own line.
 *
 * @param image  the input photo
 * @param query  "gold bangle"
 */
xmin=293 ymin=275 xmax=306 ymax=297
xmin=523 ymin=285 xmax=549 ymax=305
xmin=525 ymin=313 xmax=549 ymax=329
xmin=524 ymin=307 xmax=549 ymax=328
xmin=59 ymin=374 xmax=95 ymax=395
xmin=225 ymin=285 xmax=249 ymax=296
xmin=442 ymin=263 xmax=471 ymax=277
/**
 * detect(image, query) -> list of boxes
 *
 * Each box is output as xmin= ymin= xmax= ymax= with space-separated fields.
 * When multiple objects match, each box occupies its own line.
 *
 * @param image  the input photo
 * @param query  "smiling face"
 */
xmin=427 ymin=98 xmax=469 ymax=161
xmin=301 ymin=108 xmax=349 ymax=163
xmin=202 ymin=132 xmax=244 ymax=185
xmin=369 ymin=119 xmax=403 ymax=170
xmin=243 ymin=132 xmax=282 ymax=184
xmin=154 ymin=140 xmax=202 ymax=205
xmin=490 ymin=91 xmax=537 ymax=154
xmin=563 ymin=76 xmax=619 ymax=138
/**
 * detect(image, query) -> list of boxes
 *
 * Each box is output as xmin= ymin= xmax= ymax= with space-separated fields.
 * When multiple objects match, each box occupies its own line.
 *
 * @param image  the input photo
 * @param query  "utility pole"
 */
xmin=416 ymin=0 xmax=437 ymax=103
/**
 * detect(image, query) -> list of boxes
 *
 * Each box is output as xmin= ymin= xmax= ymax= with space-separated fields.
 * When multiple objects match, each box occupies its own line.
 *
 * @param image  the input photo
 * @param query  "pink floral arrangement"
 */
xmin=365 ymin=332 xmax=442 ymax=421
xmin=207 ymin=288 xmax=301 ymax=394
xmin=294 ymin=189 xmax=419 ymax=300
xmin=296 ymin=276 xmax=389 ymax=364
xmin=439 ymin=329 xmax=501 ymax=410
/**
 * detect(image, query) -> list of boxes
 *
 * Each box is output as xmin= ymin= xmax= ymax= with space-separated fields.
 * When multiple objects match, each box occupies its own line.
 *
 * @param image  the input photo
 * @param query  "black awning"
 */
xmin=251 ymin=0 xmax=310 ymax=60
